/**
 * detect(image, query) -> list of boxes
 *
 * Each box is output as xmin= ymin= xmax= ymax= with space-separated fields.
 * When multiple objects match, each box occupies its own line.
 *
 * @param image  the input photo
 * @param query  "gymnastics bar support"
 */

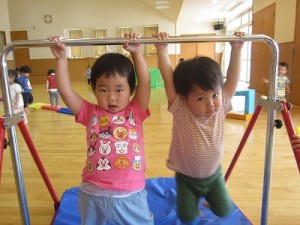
xmin=0 ymin=35 xmax=278 ymax=225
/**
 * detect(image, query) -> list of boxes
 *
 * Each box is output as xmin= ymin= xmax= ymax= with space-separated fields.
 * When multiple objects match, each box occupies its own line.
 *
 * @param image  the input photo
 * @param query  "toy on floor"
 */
xmin=29 ymin=103 xmax=48 ymax=110
xmin=227 ymin=89 xmax=255 ymax=121
xmin=42 ymin=105 xmax=61 ymax=111
xmin=57 ymin=107 xmax=74 ymax=115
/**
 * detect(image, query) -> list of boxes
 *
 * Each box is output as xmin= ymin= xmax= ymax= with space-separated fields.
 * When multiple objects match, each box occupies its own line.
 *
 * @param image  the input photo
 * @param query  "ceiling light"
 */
xmin=155 ymin=0 xmax=169 ymax=4
xmin=220 ymin=1 xmax=243 ymax=11
xmin=155 ymin=0 xmax=169 ymax=9
xmin=156 ymin=4 xmax=169 ymax=9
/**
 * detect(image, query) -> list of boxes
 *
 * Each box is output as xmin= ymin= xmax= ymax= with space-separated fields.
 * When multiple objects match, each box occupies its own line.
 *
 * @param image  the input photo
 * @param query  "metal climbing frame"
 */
xmin=0 ymin=34 xmax=284 ymax=225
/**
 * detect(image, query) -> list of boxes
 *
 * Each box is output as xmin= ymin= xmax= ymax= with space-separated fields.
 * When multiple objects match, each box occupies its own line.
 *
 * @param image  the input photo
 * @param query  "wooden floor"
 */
xmin=0 ymin=82 xmax=300 ymax=225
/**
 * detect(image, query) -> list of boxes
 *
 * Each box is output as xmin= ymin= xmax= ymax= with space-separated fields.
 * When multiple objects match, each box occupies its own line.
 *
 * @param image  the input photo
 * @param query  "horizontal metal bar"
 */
xmin=1 ymin=34 xmax=274 ymax=52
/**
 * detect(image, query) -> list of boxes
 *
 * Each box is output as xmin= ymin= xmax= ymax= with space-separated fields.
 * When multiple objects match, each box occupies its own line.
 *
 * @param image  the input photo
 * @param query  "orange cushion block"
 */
xmin=42 ymin=105 xmax=61 ymax=111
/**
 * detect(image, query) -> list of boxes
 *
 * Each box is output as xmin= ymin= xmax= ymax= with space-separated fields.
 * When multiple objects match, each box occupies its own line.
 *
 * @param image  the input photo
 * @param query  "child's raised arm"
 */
xmin=48 ymin=36 xmax=83 ymax=116
xmin=155 ymin=32 xmax=177 ymax=106
xmin=223 ymin=31 xmax=245 ymax=99
xmin=123 ymin=33 xmax=150 ymax=111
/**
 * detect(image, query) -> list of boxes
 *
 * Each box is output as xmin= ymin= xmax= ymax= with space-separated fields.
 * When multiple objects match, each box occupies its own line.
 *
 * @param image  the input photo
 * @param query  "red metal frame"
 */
xmin=0 ymin=117 xmax=60 ymax=209
xmin=225 ymin=100 xmax=300 ymax=182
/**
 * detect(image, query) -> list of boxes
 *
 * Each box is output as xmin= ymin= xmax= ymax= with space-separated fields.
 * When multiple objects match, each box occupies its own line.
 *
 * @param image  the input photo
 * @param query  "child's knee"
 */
xmin=212 ymin=203 xmax=233 ymax=218
xmin=178 ymin=210 xmax=198 ymax=225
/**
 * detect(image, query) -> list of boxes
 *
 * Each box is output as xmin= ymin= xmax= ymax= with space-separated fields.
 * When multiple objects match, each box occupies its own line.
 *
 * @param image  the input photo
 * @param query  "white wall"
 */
xmin=0 ymin=0 xmax=10 ymax=43
xmin=6 ymin=0 xmax=177 ymax=58
xmin=0 ymin=0 xmax=13 ymax=59
xmin=253 ymin=0 xmax=296 ymax=43
xmin=3 ymin=0 xmax=227 ymax=58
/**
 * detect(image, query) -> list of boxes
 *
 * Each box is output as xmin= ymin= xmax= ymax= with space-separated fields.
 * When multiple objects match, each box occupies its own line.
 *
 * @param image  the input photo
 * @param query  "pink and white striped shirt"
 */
xmin=167 ymin=90 xmax=231 ymax=178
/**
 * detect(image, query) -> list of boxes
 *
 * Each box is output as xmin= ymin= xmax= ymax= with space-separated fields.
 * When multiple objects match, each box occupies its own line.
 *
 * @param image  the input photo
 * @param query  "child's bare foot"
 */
xmin=202 ymin=201 xmax=210 ymax=208
xmin=198 ymin=201 xmax=210 ymax=217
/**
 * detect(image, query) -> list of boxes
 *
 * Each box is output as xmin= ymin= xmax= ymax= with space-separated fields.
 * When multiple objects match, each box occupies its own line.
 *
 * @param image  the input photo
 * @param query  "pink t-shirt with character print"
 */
xmin=76 ymin=100 xmax=150 ymax=191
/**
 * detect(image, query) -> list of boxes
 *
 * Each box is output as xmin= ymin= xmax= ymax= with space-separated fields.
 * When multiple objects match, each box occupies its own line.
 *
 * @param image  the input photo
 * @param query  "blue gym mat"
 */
xmin=52 ymin=177 xmax=252 ymax=225
xmin=57 ymin=107 xmax=74 ymax=115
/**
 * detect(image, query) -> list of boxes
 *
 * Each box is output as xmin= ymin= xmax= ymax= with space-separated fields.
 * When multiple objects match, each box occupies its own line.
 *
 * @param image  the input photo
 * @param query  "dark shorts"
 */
xmin=22 ymin=92 xmax=33 ymax=108
xmin=175 ymin=167 xmax=232 ymax=223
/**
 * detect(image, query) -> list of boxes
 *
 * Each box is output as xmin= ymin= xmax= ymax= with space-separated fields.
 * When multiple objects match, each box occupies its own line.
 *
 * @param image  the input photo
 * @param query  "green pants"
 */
xmin=175 ymin=167 xmax=232 ymax=223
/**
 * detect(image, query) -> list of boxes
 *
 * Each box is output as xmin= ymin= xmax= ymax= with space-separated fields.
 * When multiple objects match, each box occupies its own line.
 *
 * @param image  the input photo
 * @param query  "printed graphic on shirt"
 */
xmin=91 ymin=115 xmax=98 ymax=127
xmin=85 ymin=110 xmax=143 ymax=173
xmin=127 ymin=112 xmax=136 ymax=126
xmin=87 ymin=160 xmax=94 ymax=172
xmin=129 ymin=128 xmax=137 ymax=139
xmin=133 ymin=155 xmax=142 ymax=171
xmin=115 ymin=141 xmax=128 ymax=154
xmin=99 ymin=140 xmax=112 ymax=155
xmin=114 ymin=156 xmax=130 ymax=169
xmin=112 ymin=115 xmax=125 ymax=124
xmin=133 ymin=143 xmax=140 ymax=153
xmin=98 ymin=127 xmax=112 ymax=139
xmin=88 ymin=142 xmax=96 ymax=156
xmin=97 ymin=157 xmax=111 ymax=171
xmin=89 ymin=131 xmax=97 ymax=142
xmin=99 ymin=115 xmax=109 ymax=127
xmin=113 ymin=127 xmax=128 ymax=140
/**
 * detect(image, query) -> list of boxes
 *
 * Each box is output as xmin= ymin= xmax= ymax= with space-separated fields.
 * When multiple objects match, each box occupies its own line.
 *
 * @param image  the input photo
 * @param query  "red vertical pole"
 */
xmin=0 ymin=117 xmax=6 ymax=182
xmin=280 ymin=101 xmax=300 ymax=172
xmin=225 ymin=105 xmax=263 ymax=181
xmin=18 ymin=119 xmax=60 ymax=208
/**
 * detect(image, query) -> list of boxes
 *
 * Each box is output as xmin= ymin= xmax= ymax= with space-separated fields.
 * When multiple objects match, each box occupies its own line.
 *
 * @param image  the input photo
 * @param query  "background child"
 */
xmin=17 ymin=65 xmax=33 ymax=110
xmin=8 ymin=69 xmax=28 ymax=128
xmin=49 ymin=33 xmax=153 ymax=225
xmin=155 ymin=31 xmax=244 ymax=224
xmin=262 ymin=61 xmax=290 ymax=101
xmin=84 ymin=65 xmax=91 ymax=85
xmin=46 ymin=69 xmax=60 ymax=107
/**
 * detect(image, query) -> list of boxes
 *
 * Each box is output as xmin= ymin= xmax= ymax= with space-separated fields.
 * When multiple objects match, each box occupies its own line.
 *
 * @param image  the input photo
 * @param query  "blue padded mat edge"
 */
xmin=53 ymin=177 xmax=252 ymax=225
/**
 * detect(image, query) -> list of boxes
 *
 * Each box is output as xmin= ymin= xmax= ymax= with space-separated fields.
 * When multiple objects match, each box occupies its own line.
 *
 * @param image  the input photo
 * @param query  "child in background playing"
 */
xmin=262 ymin=61 xmax=290 ymax=101
xmin=85 ymin=65 xmax=92 ymax=85
xmin=49 ymin=33 xmax=153 ymax=225
xmin=46 ymin=69 xmax=60 ymax=107
xmin=17 ymin=65 xmax=34 ymax=110
xmin=8 ymin=69 xmax=28 ymax=128
xmin=155 ymin=31 xmax=245 ymax=224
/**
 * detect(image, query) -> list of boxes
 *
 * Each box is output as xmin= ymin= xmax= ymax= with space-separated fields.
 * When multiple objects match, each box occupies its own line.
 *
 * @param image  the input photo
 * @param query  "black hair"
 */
xmin=173 ymin=56 xmax=224 ymax=97
xmin=8 ymin=69 xmax=18 ymax=83
xmin=279 ymin=61 xmax=288 ymax=70
xmin=19 ymin=65 xmax=31 ymax=74
xmin=47 ymin=69 xmax=55 ymax=75
xmin=90 ymin=53 xmax=136 ymax=94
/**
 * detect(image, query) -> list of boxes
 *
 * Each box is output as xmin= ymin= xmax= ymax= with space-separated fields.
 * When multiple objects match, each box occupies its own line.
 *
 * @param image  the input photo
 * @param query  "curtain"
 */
xmin=93 ymin=28 xmax=108 ymax=58
xmin=117 ymin=27 xmax=133 ymax=56
xmin=144 ymin=26 xmax=158 ymax=55
xmin=68 ymin=29 xmax=83 ymax=58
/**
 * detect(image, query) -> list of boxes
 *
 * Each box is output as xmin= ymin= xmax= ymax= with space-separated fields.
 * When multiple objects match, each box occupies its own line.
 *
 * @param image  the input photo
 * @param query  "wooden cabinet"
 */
xmin=10 ymin=31 xmax=30 ymax=68
xmin=291 ymin=0 xmax=300 ymax=104
xmin=180 ymin=34 xmax=215 ymax=61
xmin=250 ymin=3 xmax=275 ymax=96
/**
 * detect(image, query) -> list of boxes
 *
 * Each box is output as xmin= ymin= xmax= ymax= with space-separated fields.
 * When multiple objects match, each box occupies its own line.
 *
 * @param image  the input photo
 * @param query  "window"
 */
xmin=144 ymin=25 xmax=158 ymax=55
xmin=67 ymin=29 xmax=83 ymax=58
xmin=92 ymin=28 xmax=108 ymax=58
xmin=0 ymin=31 xmax=6 ymax=52
xmin=117 ymin=27 xmax=133 ymax=56
xmin=225 ymin=8 xmax=252 ymax=88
